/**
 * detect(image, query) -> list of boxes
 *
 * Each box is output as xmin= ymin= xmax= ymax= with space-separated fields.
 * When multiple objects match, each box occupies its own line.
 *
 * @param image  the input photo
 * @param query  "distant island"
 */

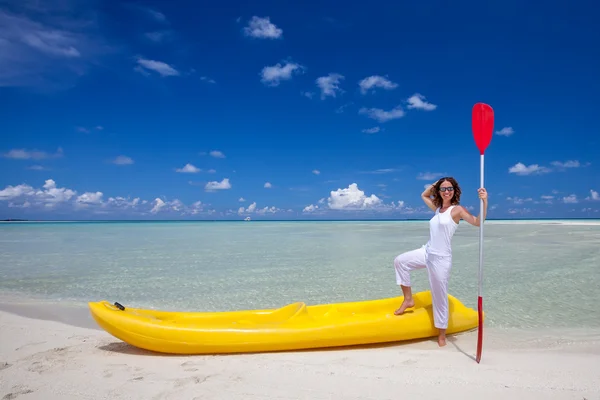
xmin=1 ymin=219 xmax=29 ymax=222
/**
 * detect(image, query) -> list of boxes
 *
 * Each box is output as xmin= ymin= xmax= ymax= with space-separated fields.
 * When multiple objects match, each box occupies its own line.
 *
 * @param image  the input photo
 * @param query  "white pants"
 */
xmin=393 ymin=245 xmax=453 ymax=329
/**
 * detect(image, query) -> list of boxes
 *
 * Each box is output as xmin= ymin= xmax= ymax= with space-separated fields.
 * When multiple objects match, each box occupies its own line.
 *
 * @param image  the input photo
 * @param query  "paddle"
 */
xmin=471 ymin=102 xmax=494 ymax=363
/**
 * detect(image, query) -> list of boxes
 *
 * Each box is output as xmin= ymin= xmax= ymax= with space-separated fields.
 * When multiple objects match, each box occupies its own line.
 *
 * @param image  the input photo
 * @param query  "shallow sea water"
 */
xmin=1 ymin=220 xmax=599 ymax=330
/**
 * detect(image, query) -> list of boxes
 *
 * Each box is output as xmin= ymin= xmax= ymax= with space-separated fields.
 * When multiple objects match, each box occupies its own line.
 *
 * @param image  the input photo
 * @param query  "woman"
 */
xmin=393 ymin=176 xmax=488 ymax=347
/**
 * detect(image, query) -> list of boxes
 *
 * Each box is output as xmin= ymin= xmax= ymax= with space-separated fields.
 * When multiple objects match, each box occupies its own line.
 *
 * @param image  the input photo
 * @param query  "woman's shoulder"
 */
xmin=450 ymin=204 xmax=465 ymax=214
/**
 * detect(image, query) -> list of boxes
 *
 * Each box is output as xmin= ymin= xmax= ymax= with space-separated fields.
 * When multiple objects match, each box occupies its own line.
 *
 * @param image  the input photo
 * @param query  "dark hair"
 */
xmin=431 ymin=176 xmax=461 ymax=208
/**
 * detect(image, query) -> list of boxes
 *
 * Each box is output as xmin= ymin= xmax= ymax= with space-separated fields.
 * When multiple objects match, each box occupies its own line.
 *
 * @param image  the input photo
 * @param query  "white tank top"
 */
xmin=426 ymin=206 xmax=458 ymax=256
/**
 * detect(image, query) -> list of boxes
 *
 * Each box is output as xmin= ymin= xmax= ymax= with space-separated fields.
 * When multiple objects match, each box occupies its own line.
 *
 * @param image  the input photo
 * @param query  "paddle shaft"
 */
xmin=476 ymin=153 xmax=485 ymax=363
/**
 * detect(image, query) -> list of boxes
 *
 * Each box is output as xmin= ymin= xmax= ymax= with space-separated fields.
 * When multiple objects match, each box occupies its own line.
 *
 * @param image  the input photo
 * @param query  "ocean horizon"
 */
xmin=3 ymin=217 xmax=600 ymax=223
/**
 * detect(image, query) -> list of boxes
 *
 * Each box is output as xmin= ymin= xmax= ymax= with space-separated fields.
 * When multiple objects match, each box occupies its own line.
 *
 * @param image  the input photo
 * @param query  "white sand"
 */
xmin=1 ymin=307 xmax=599 ymax=400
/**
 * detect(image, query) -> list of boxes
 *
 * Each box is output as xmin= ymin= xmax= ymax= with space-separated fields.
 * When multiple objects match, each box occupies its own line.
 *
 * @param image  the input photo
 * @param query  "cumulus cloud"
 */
xmin=359 ymin=106 xmax=405 ymax=123
xmin=508 ymin=163 xmax=549 ymax=176
xmin=563 ymin=194 xmax=578 ymax=204
xmin=0 ymin=184 xmax=36 ymax=200
xmin=0 ymin=179 xmax=75 ymax=208
xmin=302 ymin=183 xmax=411 ymax=214
xmin=243 ymin=16 xmax=283 ymax=39
xmin=264 ymin=182 xmax=272 ymax=188
xmin=358 ymin=75 xmax=398 ymax=94
xmin=508 ymin=160 xmax=585 ymax=176
xmin=586 ymin=190 xmax=599 ymax=201
xmin=75 ymin=191 xmax=103 ymax=208
xmin=406 ymin=93 xmax=437 ymax=111
xmin=205 ymin=178 xmax=231 ymax=192
xmin=0 ymin=178 xmax=214 ymax=216
xmin=260 ymin=61 xmax=303 ymax=86
xmin=316 ymin=73 xmax=344 ymax=99
xmin=176 ymin=163 xmax=201 ymax=173
xmin=237 ymin=201 xmax=280 ymax=215
xmin=327 ymin=183 xmax=382 ymax=210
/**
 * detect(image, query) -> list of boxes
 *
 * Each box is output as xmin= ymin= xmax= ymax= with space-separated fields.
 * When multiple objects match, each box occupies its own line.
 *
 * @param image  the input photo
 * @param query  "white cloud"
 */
xmin=417 ymin=172 xmax=446 ymax=181
xmin=508 ymin=162 xmax=550 ymax=176
xmin=264 ymin=182 xmax=272 ymax=188
xmin=243 ymin=16 xmax=283 ymax=39
xmin=205 ymin=178 xmax=231 ymax=192
xmin=111 ymin=155 xmax=134 ymax=165
xmin=586 ymin=190 xmax=599 ymax=201
xmin=327 ymin=183 xmax=382 ymax=210
xmin=238 ymin=201 xmax=280 ymax=215
xmin=509 ymin=160 xmax=584 ymax=176
xmin=39 ymin=179 xmax=76 ymax=204
xmin=303 ymin=204 xmax=319 ymax=212
xmin=359 ymin=106 xmax=405 ymax=123
xmin=176 ymin=163 xmax=201 ymax=173
xmin=406 ymin=93 xmax=437 ymax=111
xmin=316 ymin=73 xmax=344 ymax=99
xmin=260 ymin=61 xmax=303 ymax=86
xmin=563 ymin=194 xmax=578 ymax=204
xmin=239 ymin=201 xmax=257 ymax=214
xmin=150 ymin=198 xmax=166 ymax=214
xmin=496 ymin=127 xmax=514 ymax=136
xmin=239 ymin=197 xmax=246 ymax=202
xmin=362 ymin=127 xmax=381 ymax=134
xmin=106 ymin=196 xmax=140 ymax=210
xmin=312 ymin=170 xmax=320 ymax=175
xmin=0 ymin=179 xmax=217 ymax=216
xmin=303 ymin=183 xmax=407 ymax=214
xmin=75 ymin=191 xmax=103 ymax=208
xmin=550 ymin=160 xmax=580 ymax=169
xmin=135 ymin=57 xmax=180 ymax=77
xmin=209 ymin=150 xmax=225 ymax=158
xmin=256 ymin=206 xmax=279 ymax=214
xmin=0 ymin=184 xmax=35 ymax=200
xmin=358 ymin=75 xmax=398 ymax=94
xmin=3 ymin=147 xmax=63 ymax=160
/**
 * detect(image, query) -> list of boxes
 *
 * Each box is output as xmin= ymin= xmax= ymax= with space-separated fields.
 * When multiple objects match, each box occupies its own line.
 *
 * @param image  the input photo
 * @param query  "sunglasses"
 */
xmin=439 ymin=187 xmax=454 ymax=192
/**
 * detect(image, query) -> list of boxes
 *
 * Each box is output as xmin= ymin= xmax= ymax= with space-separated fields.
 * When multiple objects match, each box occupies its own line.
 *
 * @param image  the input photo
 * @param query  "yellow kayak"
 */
xmin=88 ymin=291 xmax=480 ymax=354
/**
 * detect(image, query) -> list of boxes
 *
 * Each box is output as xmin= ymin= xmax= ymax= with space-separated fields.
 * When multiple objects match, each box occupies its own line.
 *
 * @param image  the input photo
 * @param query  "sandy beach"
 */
xmin=1 ymin=304 xmax=599 ymax=400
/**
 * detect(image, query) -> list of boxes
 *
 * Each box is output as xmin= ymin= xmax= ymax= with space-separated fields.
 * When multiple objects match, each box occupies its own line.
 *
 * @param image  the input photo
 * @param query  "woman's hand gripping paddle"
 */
xmin=471 ymin=103 xmax=494 ymax=363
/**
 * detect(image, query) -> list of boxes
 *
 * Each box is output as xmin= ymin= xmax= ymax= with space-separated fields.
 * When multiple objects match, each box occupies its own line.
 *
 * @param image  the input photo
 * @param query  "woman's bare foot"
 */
xmin=438 ymin=335 xmax=446 ymax=347
xmin=393 ymin=298 xmax=415 ymax=315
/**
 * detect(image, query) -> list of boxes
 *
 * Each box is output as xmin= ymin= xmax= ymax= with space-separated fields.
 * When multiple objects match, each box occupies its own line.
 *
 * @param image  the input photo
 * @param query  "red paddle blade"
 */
xmin=472 ymin=103 xmax=494 ymax=155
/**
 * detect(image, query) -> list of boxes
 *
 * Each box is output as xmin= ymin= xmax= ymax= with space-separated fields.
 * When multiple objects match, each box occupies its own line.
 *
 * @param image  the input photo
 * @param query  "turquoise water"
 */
xmin=1 ymin=220 xmax=599 ymax=330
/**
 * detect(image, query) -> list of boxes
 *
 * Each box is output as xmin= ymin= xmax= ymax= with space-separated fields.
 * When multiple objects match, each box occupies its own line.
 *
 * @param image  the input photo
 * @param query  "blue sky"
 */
xmin=1 ymin=0 xmax=599 ymax=220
